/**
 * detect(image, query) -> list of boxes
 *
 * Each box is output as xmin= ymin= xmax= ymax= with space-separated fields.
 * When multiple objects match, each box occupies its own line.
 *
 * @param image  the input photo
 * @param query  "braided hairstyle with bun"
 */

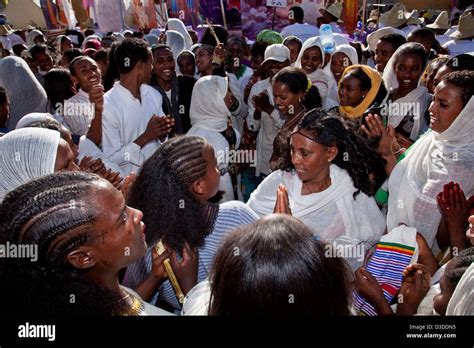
xmin=127 ymin=135 xmax=219 ymax=251
xmin=0 ymin=172 xmax=129 ymax=315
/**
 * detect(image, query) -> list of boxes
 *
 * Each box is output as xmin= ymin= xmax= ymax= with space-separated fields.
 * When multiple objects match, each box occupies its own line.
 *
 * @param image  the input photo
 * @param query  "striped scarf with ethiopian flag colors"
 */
xmin=353 ymin=225 xmax=418 ymax=316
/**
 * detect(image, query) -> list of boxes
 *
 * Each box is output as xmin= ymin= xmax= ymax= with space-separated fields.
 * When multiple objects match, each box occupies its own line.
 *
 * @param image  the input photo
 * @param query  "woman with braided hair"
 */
xmin=0 ymin=172 xmax=172 ymax=315
xmin=123 ymin=135 xmax=258 ymax=313
xmin=247 ymin=109 xmax=386 ymax=270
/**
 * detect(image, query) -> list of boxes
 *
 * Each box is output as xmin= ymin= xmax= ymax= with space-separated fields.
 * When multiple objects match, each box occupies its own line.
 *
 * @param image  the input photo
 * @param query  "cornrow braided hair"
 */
xmin=446 ymin=247 xmax=474 ymax=289
xmin=0 ymin=172 xmax=128 ymax=315
xmin=281 ymin=108 xmax=384 ymax=198
xmin=128 ymin=135 xmax=219 ymax=251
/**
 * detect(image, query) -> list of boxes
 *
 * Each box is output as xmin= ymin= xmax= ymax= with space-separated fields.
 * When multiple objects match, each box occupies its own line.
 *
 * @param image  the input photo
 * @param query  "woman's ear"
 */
xmin=190 ymin=179 xmax=205 ymax=197
xmin=327 ymin=146 xmax=338 ymax=162
xmin=66 ymin=247 xmax=96 ymax=270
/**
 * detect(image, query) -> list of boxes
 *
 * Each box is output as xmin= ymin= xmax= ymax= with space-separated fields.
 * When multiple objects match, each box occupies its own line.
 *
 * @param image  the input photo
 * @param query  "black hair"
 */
xmin=250 ymin=40 xmax=269 ymax=58
xmin=0 ymin=172 xmax=129 ymax=315
xmin=151 ymin=44 xmax=172 ymax=54
xmin=282 ymin=110 xmax=384 ymax=197
xmin=288 ymin=6 xmax=304 ymax=22
xmin=409 ymin=28 xmax=436 ymax=41
xmin=273 ymin=66 xmax=322 ymax=110
xmin=29 ymin=43 xmax=50 ymax=61
xmin=425 ymin=56 xmax=449 ymax=74
xmin=43 ymin=68 xmax=75 ymax=110
xmin=104 ymin=41 xmax=120 ymax=91
xmin=226 ymin=36 xmax=246 ymax=49
xmin=0 ymin=86 xmax=8 ymax=105
xmin=200 ymin=25 xmax=229 ymax=47
xmin=209 ymin=214 xmax=352 ymax=317
xmin=346 ymin=67 xmax=372 ymax=92
xmin=61 ymin=48 xmax=84 ymax=66
xmin=379 ymin=33 xmax=407 ymax=51
xmin=65 ymin=29 xmax=85 ymax=47
xmin=68 ymin=55 xmax=95 ymax=76
xmin=443 ymin=70 xmax=474 ymax=107
xmin=114 ymin=38 xmax=150 ymax=74
xmin=93 ymin=48 xmax=108 ymax=63
xmin=283 ymin=36 xmax=303 ymax=51
xmin=445 ymin=54 xmax=474 ymax=72
xmin=127 ymin=136 xmax=219 ymax=251
xmin=445 ymin=247 xmax=474 ymax=290
xmin=12 ymin=44 xmax=27 ymax=57
xmin=196 ymin=44 xmax=214 ymax=55
xmin=394 ymin=42 xmax=428 ymax=73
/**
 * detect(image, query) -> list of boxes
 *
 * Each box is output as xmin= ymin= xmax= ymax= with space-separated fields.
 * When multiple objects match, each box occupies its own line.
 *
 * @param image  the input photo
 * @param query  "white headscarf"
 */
xmin=0 ymin=56 xmax=48 ymax=129
xmin=165 ymin=30 xmax=186 ymax=61
xmin=15 ymin=112 xmax=56 ymax=129
xmin=189 ymin=75 xmax=231 ymax=132
xmin=382 ymin=42 xmax=431 ymax=140
xmin=167 ymin=18 xmax=193 ymax=50
xmin=446 ymin=262 xmax=474 ymax=315
xmin=0 ymin=128 xmax=60 ymax=202
xmin=26 ymin=29 xmax=44 ymax=46
xmin=144 ymin=34 xmax=159 ymax=46
xmin=387 ymin=97 xmax=474 ymax=249
xmin=294 ymin=36 xmax=338 ymax=110
xmin=330 ymin=44 xmax=358 ymax=65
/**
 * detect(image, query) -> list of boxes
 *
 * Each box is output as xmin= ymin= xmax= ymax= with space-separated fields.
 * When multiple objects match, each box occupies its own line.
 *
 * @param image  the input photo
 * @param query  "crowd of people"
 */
xmin=0 ymin=1 xmax=473 ymax=317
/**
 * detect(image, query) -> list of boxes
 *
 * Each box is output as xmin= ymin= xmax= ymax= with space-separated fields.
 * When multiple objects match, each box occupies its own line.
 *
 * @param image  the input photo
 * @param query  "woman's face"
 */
xmin=178 ymin=56 xmax=196 ymax=76
xmin=227 ymin=42 xmax=243 ymax=66
xmin=54 ymin=139 xmax=80 ymax=172
xmin=395 ymin=53 xmax=423 ymax=91
xmin=61 ymin=37 xmax=73 ymax=53
xmin=433 ymin=65 xmax=452 ymax=89
xmin=428 ymin=81 xmax=464 ymax=133
xmin=87 ymin=180 xmax=148 ymax=269
xmin=290 ymin=129 xmax=335 ymax=184
xmin=331 ymin=52 xmax=351 ymax=82
xmin=195 ymin=48 xmax=213 ymax=73
xmin=338 ymin=74 xmax=366 ymax=107
xmin=273 ymin=80 xmax=303 ymax=115
xmin=433 ymin=262 xmax=455 ymax=315
xmin=195 ymin=144 xmax=221 ymax=201
xmin=285 ymin=41 xmax=301 ymax=64
xmin=300 ymin=46 xmax=322 ymax=75
xmin=265 ymin=59 xmax=289 ymax=80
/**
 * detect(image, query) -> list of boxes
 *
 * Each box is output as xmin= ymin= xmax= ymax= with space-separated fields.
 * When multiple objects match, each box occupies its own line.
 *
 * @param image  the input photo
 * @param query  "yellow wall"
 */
xmin=4 ymin=0 xmax=47 ymax=29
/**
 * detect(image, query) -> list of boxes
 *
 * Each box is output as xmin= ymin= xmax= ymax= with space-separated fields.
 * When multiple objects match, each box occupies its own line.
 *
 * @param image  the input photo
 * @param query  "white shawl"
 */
xmin=387 ymin=97 xmax=474 ymax=249
xmin=294 ymin=36 xmax=339 ymax=110
xmin=247 ymin=165 xmax=386 ymax=270
xmin=167 ymin=18 xmax=193 ymax=51
xmin=0 ymin=128 xmax=60 ymax=202
xmin=189 ymin=75 xmax=231 ymax=132
xmin=382 ymin=43 xmax=431 ymax=140
xmin=0 ymin=56 xmax=48 ymax=129
xmin=165 ymin=30 xmax=186 ymax=62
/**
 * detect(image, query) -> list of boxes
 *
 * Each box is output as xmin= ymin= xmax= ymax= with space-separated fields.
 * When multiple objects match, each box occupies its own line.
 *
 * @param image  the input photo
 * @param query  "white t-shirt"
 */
xmin=281 ymin=22 xmax=320 ymax=43
xmin=443 ymin=39 xmax=474 ymax=56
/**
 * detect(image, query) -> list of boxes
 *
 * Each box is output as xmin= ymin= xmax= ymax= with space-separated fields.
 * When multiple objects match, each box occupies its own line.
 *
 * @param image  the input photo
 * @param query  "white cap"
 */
xmin=262 ymin=44 xmax=290 ymax=65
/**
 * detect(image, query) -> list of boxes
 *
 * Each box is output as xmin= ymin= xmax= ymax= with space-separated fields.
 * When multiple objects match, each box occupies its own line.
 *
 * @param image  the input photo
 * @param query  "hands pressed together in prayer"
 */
xmin=79 ymin=156 xmax=122 ymax=188
xmin=273 ymin=184 xmax=292 ymax=215
xmin=437 ymin=182 xmax=473 ymax=253
xmin=144 ymin=114 xmax=175 ymax=142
